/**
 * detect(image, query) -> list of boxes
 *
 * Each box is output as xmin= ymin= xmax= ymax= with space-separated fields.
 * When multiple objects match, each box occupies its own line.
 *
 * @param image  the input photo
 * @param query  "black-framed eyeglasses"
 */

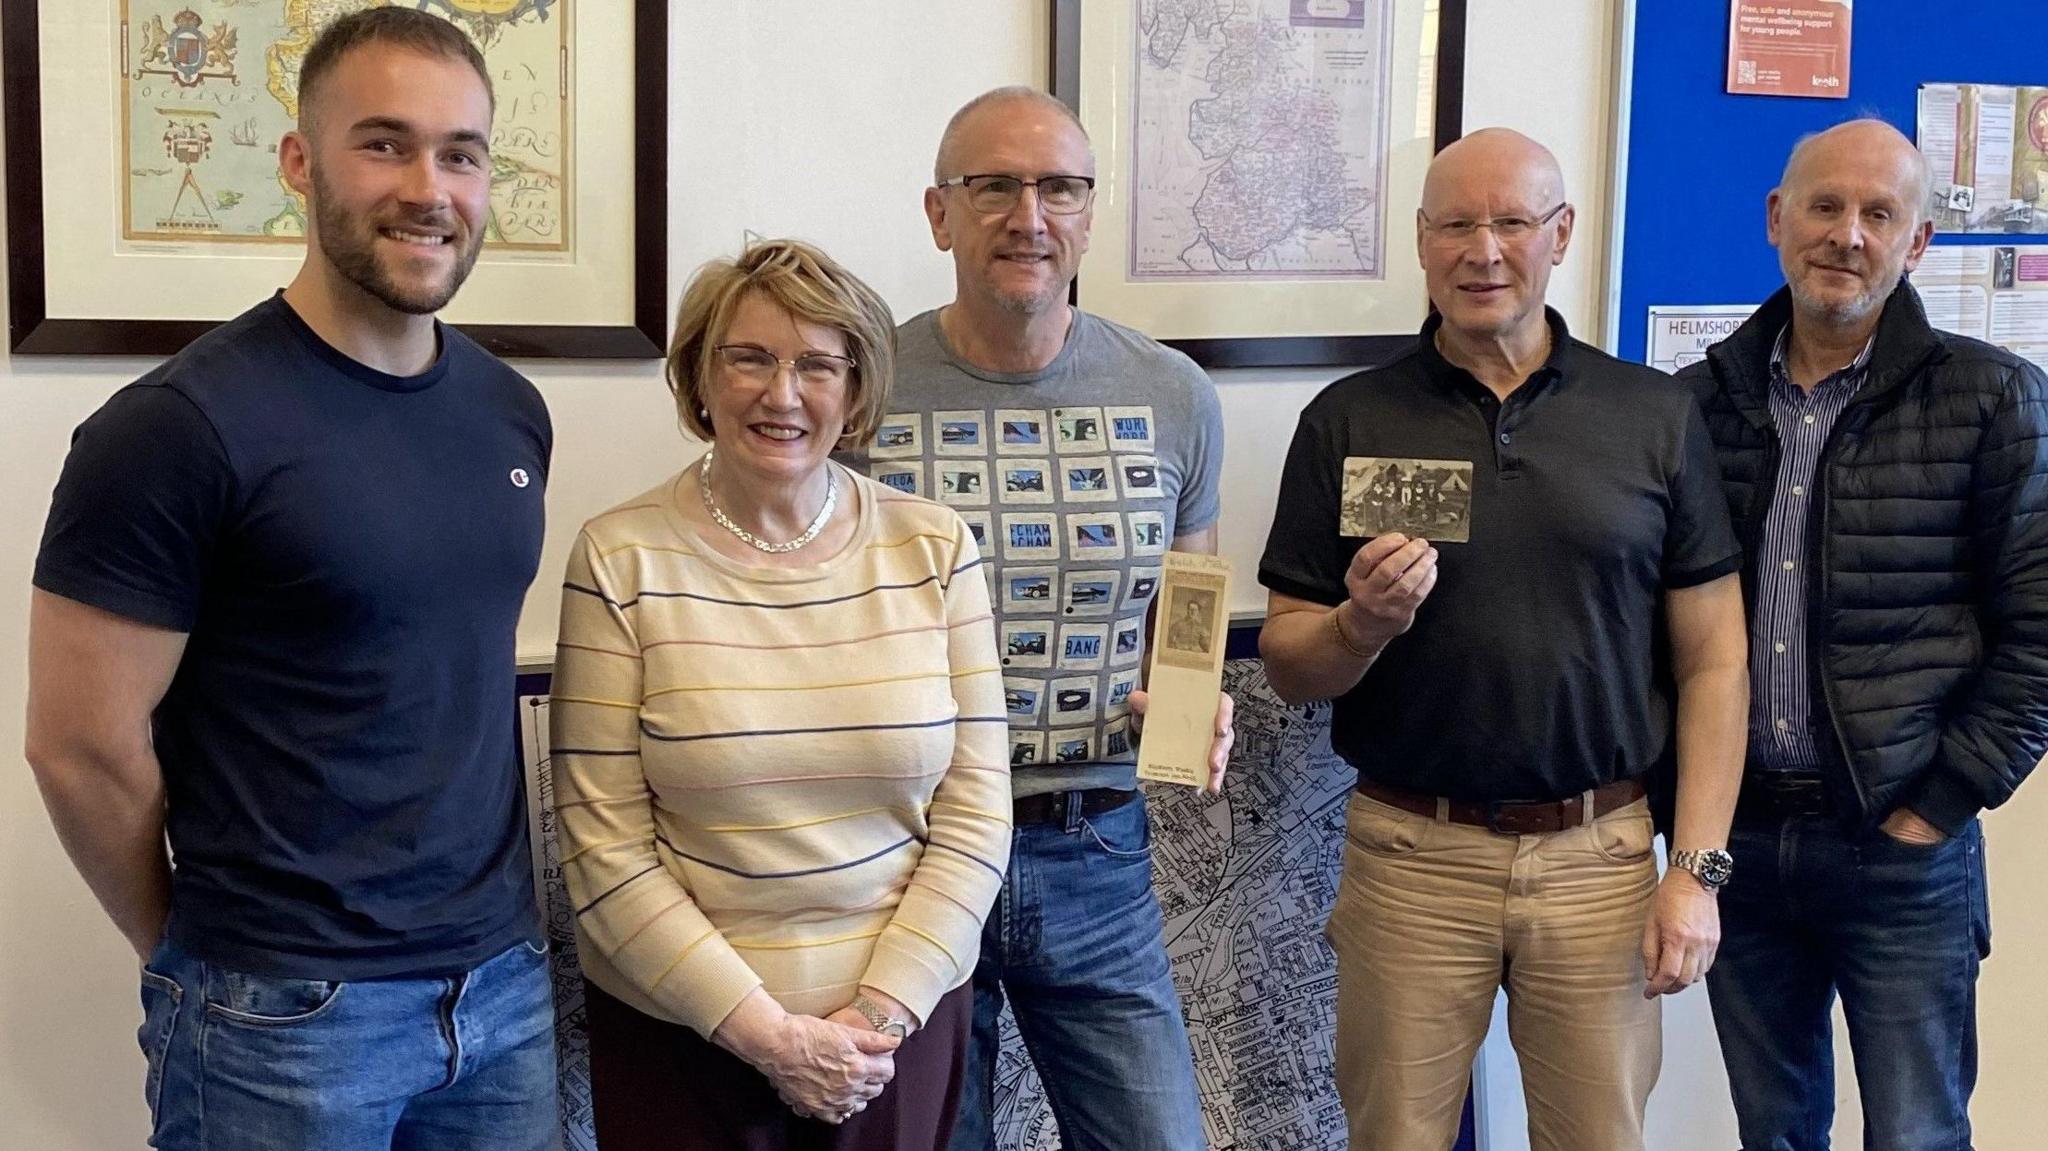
xmin=713 ymin=343 xmax=856 ymax=385
xmin=1419 ymin=201 xmax=1569 ymax=243
xmin=936 ymin=173 xmax=1097 ymax=215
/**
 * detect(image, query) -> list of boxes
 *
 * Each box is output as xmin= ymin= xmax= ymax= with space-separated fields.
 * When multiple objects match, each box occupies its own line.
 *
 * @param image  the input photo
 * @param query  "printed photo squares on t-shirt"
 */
xmin=958 ymin=510 xmax=992 ymax=555
xmin=1128 ymin=510 xmax=1168 ymax=557
xmin=997 ymin=409 xmax=1049 ymax=455
xmin=872 ymin=414 xmax=924 ymax=459
xmin=1050 ymin=726 xmax=1096 ymax=764
xmin=1053 ymin=406 xmax=1107 ymax=454
xmin=1061 ymin=457 xmax=1117 ymax=504
xmin=1010 ymin=730 xmax=1046 ymax=768
xmin=933 ymin=410 xmax=987 ymax=456
xmin=870 ymin=461 xmax=924 ymax=497
xmin=1103 ymin=716 xmax=1134 ymax=759
xmin=1001 ymin=619 xmax=1053 ymax=669
xmin=1003 ymin=676 xmax=1045 ymax=724
xmin=999 ymin=458 xmax=1055 ymax=505
xmin=937 ymin=460 xmax=989 ymax=507
xmin=1110 ymin=615 xmax=1145 ymax=667
xmin=1124 ymin=566 xmax=1162 ymax=610
xmin=1049 ymin=675 xmax=1099 ymax=725
xmin=1067 ymin=511 xmax=1126 ymax=561
xmin=1057 ymin=622 xmax=1109 ymax=671
xmin=1105 ymin=405 xmax=1157 ymax=453
xmin=1001 ymin=513 xmax=1060 ymax=562
xmin=1118 ymin=455 xmax=1164 ymax=500
xmin=1106 ymin=667 xmax=1140 ymax=718
xmin=1003 ymin=565 xmax=1058 ymax=614
xmin=1064 ymin=569 xmax=1122 ymax=618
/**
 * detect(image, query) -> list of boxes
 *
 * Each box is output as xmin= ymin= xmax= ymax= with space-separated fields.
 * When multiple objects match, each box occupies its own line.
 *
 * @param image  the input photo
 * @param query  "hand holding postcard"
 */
xmin=1136 ymin=553 xmax=1233 ymax=788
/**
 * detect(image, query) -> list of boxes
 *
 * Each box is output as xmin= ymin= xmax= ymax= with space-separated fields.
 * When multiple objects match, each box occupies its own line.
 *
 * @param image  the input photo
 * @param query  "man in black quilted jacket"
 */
xmin=1681 ymin=117 xmax=2048 ymax=1151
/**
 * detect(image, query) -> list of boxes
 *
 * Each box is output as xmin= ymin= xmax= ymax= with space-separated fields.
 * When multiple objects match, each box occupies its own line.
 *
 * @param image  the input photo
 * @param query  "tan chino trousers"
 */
xmin=1327 ymin=792 xmax=1662 ymax=1151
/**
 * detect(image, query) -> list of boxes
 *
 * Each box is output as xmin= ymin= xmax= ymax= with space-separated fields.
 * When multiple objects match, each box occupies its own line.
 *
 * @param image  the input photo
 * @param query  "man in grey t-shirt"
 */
xmin=871 ymin=86 xmax=1231 ymax=1150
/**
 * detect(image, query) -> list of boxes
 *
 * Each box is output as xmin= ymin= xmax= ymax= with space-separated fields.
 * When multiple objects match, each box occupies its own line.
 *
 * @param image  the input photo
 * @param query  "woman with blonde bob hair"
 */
xmin=551 ymin=239 xmax=1009 ymax=1150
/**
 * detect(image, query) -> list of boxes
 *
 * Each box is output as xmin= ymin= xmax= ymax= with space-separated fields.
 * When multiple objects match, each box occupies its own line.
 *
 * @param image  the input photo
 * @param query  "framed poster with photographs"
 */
xmin=1050 ymin=0 xmax=1466 ymax=368
xmin=2 ymin=0 xmax=667 ymax=357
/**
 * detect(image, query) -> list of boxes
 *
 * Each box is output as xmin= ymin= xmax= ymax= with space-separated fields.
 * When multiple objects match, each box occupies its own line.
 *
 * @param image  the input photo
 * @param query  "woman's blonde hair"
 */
xmin=666 ymin=239 xmax=896 ymax=448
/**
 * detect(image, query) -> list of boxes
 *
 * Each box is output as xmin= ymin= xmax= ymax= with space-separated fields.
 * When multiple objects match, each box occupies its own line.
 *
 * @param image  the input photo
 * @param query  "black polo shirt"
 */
xmin=1259 ymin=310 xmax=1739 ymax=802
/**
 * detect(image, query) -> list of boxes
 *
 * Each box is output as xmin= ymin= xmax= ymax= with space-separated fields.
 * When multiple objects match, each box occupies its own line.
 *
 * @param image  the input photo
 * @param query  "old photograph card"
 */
xmin=1339 ymin=456 xmax=1473 ymax=542
xmin=1137 ymin=552 xmax=1233 ymax=788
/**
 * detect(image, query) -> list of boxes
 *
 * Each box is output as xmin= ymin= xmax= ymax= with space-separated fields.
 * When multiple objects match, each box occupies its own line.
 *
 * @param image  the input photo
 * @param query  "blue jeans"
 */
xmin=138 ymin=936 xmax=559 ymax=1151
xmin=948 ymin=794 xmax=1206 ymax=1151
xmin=1707 ymin=815 xmax=1990 ymax=1151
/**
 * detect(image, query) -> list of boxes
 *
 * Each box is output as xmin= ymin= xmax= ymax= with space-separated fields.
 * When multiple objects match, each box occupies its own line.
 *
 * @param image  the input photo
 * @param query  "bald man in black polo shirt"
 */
xmin=1259 ymin=129 xmax=1749 ymax=1151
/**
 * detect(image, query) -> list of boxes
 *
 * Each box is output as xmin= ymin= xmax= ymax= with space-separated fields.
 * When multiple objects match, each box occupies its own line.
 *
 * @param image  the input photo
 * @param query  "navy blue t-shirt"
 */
xmin=35 ymin=294 xmax=551 ymax=979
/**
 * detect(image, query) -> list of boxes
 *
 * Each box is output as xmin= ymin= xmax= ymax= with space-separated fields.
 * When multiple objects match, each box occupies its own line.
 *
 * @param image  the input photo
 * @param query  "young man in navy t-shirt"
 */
xmin=25 ymin=11 xmax=556 ymax=1148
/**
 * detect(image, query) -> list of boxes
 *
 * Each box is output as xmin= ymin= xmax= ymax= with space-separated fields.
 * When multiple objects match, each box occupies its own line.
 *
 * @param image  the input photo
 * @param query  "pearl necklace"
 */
xmin=698 ymin=448 xmax=838 ymax=555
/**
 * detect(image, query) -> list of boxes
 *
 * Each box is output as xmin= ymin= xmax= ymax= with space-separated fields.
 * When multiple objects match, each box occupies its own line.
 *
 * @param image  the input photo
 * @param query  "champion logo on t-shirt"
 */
xmin=509 ymin=468 xmax=531 ymax=489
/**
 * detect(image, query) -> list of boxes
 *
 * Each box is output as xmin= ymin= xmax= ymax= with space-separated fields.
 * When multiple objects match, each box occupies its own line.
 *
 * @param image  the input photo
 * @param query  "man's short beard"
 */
xmin=310 ymin=165 xmax=483 ymax=315
xmin=1792 ymin=274 xmax=1892 ymax=328
xmin=990 ymin=281 xmax=1065 ymax=317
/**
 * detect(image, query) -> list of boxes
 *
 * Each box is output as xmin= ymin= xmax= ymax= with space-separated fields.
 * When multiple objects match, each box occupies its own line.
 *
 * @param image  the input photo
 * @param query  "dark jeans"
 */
xmin=139 ymin=937 xmax=558 ymax=1151
xmin=1707 ymin=815 xmax=1991 ymax=1151
xmin=947 ymin=794 xmax=1206 ymax=1151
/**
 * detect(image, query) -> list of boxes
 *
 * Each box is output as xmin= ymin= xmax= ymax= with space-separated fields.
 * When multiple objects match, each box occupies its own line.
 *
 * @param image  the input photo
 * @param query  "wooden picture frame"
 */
xmin=1050 ymin=0 xmax=1466 ymax=369
xmin=2 ymin=0 xmax=667 ymax=358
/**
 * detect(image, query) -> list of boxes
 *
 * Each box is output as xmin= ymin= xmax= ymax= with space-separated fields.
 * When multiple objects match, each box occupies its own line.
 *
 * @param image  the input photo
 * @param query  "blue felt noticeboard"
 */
xmin=1615 ymin=1 xmax=2032 ymax=364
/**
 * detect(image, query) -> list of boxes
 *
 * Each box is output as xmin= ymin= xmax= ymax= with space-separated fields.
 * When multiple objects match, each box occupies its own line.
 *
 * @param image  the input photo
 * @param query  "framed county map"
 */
xmin=2 ymin=0 xmax=667 ymax=357
xmin=1052 ymin=0 xmax=1466 ymax=368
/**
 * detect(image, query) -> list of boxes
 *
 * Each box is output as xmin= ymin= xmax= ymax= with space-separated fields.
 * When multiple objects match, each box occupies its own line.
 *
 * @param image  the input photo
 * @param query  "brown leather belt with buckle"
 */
xmin=1013 ymin=787 xmax=1139 ymax=827
xmin=1356 ymin=776 xmax=1647 ymax=835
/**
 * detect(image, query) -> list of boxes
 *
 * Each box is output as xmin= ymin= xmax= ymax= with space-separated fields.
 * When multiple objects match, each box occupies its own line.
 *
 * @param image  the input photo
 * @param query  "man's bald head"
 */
xmin=1415 ymin=128 xmax=1574 ymax=346
xmin=1779 ymin=118 xmax=1932 ymax=223
xmin=933 ymin=86 xmax=1093 ymax=184
xmin=1420 ymin=128 xmax=1566 ymax=218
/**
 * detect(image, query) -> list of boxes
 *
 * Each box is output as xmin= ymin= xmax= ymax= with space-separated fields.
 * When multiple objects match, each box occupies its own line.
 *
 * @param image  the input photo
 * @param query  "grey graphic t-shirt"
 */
xmin=858 ymin=309 xmax=1223 ymax=797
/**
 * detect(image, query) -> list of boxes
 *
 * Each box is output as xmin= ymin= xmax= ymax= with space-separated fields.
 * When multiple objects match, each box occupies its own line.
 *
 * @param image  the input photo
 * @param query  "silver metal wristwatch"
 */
xmin=850 ymin=993 xmax=912 ymax=1039
xmin=1669 ymin=847 xmax=1735 ymax=891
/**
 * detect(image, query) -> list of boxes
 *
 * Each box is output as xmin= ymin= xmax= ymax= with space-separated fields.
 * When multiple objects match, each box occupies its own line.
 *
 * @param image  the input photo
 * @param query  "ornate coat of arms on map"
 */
xmin=135 ymin=9 xmax=241 ymax=89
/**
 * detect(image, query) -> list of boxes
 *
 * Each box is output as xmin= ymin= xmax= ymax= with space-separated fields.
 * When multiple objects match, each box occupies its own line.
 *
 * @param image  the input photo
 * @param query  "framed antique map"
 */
xmin=3 ymin=0 xmax=667 ymax=357
xmin=1051 ymin=0 xmax=1466 ymax=367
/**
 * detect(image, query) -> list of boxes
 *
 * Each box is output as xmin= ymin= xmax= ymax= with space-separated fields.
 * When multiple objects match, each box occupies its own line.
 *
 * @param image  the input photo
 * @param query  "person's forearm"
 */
xmin=1259 ymin=604 xmax=1386 ymax=705
xmin=29 ymin=751 xmax=171 ymax=959
xmin=1669 ymin=663 xmax=1746 ymax=852
xmin=713 ymin=986 xmax=793 ymax=1065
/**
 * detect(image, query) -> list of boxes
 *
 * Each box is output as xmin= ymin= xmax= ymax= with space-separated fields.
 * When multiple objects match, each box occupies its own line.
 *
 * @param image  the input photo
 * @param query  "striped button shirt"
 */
xmin=1750 ymin=326 xmax=1873 ymax=772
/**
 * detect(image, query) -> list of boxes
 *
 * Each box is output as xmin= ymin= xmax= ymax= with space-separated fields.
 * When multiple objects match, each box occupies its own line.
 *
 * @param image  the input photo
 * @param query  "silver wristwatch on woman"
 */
xmin=850 ymin=993 xmax=912 ymax=1039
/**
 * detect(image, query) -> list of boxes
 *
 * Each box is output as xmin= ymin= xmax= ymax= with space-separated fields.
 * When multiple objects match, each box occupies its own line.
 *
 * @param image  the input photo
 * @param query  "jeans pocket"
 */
xmin=137 ymin=967 xmax=182 ymax=1132
xmin=1081 ymin=810 xmax=1151 ymax=858
xmin=1343 ymin=794 xmax=1429 ymax=858
xmin=205 ymin=967 xmax=346 ymax=1028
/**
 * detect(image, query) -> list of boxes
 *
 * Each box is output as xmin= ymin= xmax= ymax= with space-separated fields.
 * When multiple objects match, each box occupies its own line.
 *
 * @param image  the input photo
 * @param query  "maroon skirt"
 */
xmin=585 ymin=981 xmax=972 ymax=1151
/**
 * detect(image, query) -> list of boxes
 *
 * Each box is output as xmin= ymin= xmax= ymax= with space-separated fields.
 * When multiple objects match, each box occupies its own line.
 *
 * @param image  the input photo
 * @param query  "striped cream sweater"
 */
xmin=551 ymin=467 xmax=1010 ymax=1036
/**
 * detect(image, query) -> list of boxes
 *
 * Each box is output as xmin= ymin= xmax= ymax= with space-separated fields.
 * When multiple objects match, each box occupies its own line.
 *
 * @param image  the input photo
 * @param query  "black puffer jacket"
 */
xmin=1679 ymin=282 xmax=2048 ymax=834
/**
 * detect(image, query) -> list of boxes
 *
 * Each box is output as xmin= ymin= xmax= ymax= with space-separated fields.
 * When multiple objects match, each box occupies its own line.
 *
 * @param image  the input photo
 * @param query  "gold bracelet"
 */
xmin=1329 ymin=608 xmax=1371 ymax=658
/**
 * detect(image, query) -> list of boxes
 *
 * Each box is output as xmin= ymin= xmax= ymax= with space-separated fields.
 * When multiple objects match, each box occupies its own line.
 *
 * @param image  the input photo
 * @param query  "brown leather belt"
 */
xmin=1356 ymin=776 xmax=1646 ymax=835
xmin=1013 ymin=787 xmax=1139 ymax=827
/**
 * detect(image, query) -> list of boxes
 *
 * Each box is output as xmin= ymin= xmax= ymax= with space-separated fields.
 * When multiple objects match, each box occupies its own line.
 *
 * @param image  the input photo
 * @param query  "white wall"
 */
xmin=2 ymin=3 xmax=2040 ymax=1148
